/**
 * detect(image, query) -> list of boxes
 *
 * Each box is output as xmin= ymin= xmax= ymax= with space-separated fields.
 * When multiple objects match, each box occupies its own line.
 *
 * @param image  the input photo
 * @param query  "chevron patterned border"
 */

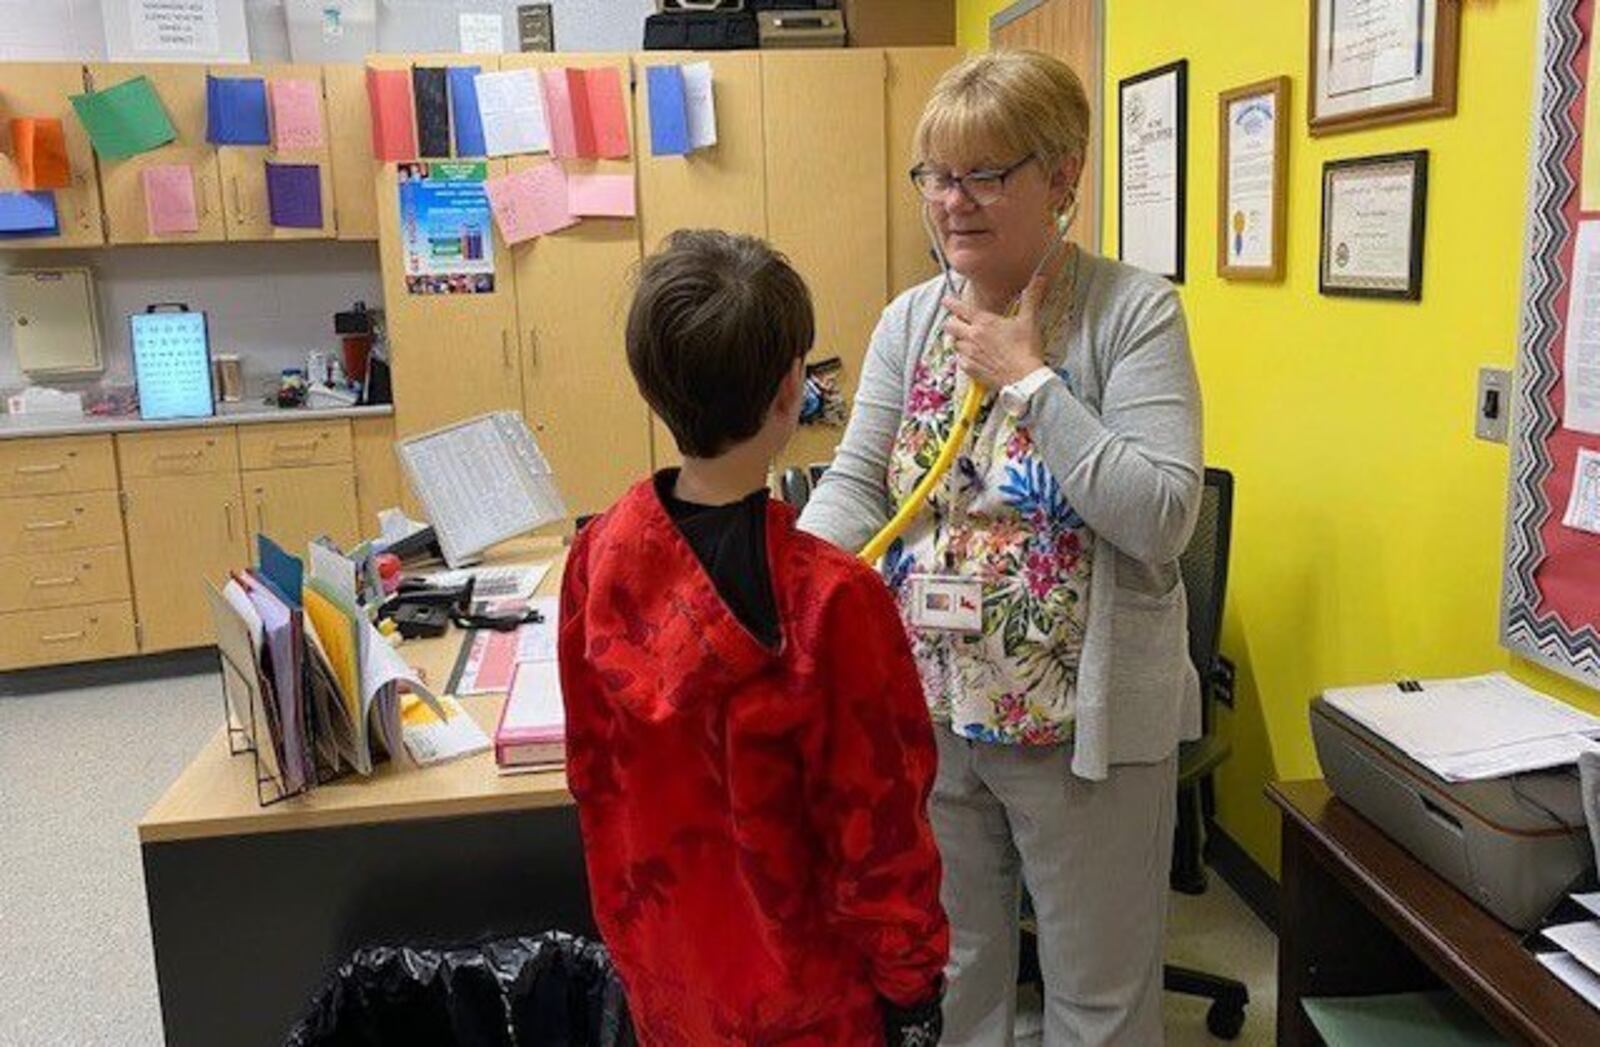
xmin=1503 ymin=0 xmax=1600 ymax=685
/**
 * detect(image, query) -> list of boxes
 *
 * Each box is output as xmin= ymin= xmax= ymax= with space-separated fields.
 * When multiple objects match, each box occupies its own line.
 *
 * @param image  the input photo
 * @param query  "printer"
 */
xmin=1311 ymin=695 xmax=1594 ymax=930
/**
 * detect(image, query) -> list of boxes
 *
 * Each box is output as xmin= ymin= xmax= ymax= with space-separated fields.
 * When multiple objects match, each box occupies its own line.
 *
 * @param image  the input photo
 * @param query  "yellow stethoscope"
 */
xmin=857 ymin=198 xmax=1072 ymax=565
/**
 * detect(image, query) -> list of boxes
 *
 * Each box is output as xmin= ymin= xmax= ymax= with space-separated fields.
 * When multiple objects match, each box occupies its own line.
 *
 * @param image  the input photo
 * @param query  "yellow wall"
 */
xmin=952 ymin=0 xmax=1600 ymax=874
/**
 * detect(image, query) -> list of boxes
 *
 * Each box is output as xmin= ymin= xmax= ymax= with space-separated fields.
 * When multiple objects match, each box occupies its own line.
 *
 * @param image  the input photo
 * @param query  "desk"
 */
xmin=139 ymin=538 xmax=592 ymax=1047
xmin=1270 ymin=779 xmax=1600 ymax=1046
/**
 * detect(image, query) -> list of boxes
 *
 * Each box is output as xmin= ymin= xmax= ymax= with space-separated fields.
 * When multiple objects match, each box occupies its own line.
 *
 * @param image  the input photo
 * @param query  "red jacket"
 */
xmin=559 ymin=479 xmax=947 ymax=1046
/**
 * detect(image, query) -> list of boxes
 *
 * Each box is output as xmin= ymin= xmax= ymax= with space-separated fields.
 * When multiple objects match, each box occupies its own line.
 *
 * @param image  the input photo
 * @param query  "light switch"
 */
xmin=1476 ymin=367 xmax=1511 ymax=443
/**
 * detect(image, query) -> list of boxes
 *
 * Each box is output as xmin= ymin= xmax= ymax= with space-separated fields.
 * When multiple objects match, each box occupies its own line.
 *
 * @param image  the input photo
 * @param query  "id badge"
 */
xmin=908 ymin=574 xmax=984 ymax=633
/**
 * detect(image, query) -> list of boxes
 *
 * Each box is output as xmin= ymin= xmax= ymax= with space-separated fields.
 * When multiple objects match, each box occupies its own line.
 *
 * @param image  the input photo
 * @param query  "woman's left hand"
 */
xmin=942 ymin=274 xmax=1050 ymax=390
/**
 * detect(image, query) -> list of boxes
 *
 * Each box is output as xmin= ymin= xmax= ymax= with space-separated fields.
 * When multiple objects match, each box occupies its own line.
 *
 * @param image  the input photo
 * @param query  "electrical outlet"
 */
xmin=1476 ymin=367 xmax=1511 ymax=443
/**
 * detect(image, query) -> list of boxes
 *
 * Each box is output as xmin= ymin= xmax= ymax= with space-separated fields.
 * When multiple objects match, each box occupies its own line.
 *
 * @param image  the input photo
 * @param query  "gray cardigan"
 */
xmin=798 ymin=251 xmax=1204 ymax=779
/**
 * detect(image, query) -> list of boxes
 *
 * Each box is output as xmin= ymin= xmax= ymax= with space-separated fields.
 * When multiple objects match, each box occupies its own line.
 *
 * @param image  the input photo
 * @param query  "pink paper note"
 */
xmin=583 ymin=68 xmax=630 ymax=159
xmin=142 ymin=163 xmax=198 ymax=235
xmin=567 ymin=172 xmax=635 ymax=218
xmin=269 ymin=78 xmax=323 ymax=151
xmin=485 ymin=163 xmax=577 ymax=245
xmin=540 ymin=68 xmax=579 ymax=159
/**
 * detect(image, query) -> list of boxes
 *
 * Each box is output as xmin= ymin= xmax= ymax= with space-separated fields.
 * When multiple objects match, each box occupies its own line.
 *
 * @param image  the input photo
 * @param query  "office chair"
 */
xmin=1017 ymin=468 xmax=1247 ymax=1040
xmin=1162 ymin=467 xmax=1248 ymax=1040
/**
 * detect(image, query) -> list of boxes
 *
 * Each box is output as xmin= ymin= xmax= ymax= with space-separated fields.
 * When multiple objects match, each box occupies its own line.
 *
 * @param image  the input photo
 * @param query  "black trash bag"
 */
xmin=284 ymin=931 xmax=636 ymax=1047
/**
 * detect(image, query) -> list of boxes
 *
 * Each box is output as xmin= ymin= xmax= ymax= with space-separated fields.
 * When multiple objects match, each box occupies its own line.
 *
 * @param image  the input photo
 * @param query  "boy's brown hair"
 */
xmin=626 ymin=229 xmax=814 ymax=458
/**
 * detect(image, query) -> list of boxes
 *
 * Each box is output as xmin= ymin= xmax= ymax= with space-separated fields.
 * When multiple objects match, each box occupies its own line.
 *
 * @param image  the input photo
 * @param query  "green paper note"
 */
xmin=71 ymin=76 xmax=176 ymax=161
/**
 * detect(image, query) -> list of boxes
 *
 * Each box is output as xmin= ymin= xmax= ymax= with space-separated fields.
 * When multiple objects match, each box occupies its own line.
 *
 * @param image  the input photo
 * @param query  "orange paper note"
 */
xmin=583 ymin=68 xmax=629 ymax=159
xmin=366 ymin=67 xmax=417 ymax=162
xmin=269 ymin=78 xmax=324 ymax=151
xmin=10 ymin=118 xmax=70 ymax=191
xmin=142 ymin=163 xmax=198 ymax=235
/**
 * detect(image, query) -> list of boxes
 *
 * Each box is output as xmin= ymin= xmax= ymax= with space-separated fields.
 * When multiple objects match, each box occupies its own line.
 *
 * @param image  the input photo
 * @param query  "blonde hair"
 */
xmin=915 ymin=49 xmax=1091 ymax=182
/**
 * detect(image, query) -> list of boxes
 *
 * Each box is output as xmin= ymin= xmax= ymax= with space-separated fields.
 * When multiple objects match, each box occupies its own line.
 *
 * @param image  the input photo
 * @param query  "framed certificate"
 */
xmin=1309 ymin=0 xmax=1460 ymax=135
xmin=1217 ymin=77 xmax=1289 ymax=281
xmin=1319 ymin=150 xmax=1429 ymax=300
xmin=1119 ymin=60 xmax=1188 ymax=283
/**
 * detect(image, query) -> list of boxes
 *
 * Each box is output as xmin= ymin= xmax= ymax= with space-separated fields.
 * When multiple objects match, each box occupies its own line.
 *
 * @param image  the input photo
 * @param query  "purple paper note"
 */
xmin=266 ymin=162 xmax=322 ymax=229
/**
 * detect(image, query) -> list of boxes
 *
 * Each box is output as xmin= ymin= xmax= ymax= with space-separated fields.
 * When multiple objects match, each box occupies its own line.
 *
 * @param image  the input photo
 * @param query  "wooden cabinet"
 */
xmin=0 ymin=603 xmax=137 ymax=672
xmin=352 ymin=415 xmax=403 ymax=532
xmin=243 ymin=464 xmax=360 ymax=555
xmin=0 ymin=63 xmax=105 ymax=247
xmin=887 ymin=49 xmax=964 ymax=294
xmin=0 ymin=491 xmax=124 ymax=556
xmin=117 ymin=428 xmax=238 ymax=478
xmin=122 ymin=470 xmax=248 ymax=653
xmin=0 ymin=435 xmax=117 ymax=497
xmin=762 ymin=50 xmax=889 ymax=470
xmin=88 ymin=63 xmax=226 ymax=244
xmin=502 ymin=53 xmax=649 ymax=519
xmin=0 ymin=545 xmax=130 ymax=613
xmin=238 ymin=419 xmax=352 ymax=470
xmin=634 ymin=51 xmax=768 ymax=469
xmin=324 ymin=63 xmax=379 ymax=241
xmin=214 ymin=63 xmax=336 ymax=241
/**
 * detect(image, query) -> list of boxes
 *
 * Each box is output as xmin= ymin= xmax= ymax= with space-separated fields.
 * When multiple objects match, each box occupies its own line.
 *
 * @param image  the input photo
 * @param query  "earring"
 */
xmin=1056 ymin=192 xmax=1080 ymax=235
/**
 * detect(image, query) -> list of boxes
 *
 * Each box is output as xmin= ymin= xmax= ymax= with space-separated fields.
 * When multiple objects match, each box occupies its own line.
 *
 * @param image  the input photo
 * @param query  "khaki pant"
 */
xmin=932 ymin=727 xmax=1177 ymax=1046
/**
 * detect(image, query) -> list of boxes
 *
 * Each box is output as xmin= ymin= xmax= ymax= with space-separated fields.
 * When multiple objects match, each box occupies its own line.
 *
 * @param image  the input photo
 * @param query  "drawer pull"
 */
xmin=272 ymin=440 xmax=319 ymax=452
xmin=15 ymin=463 xmax=65 ymax=475
xmin=32 ymin=576 xmax=80 ymax=589
xmin=155 ymin=450 xmax=206 ymax=460
xmin=24 ymin=520 xmax=72 ymax=532
xmin=40 ymin=631 xmax=85 ymax=644
xmin=224 ymin=501 xmax=236 ymax=541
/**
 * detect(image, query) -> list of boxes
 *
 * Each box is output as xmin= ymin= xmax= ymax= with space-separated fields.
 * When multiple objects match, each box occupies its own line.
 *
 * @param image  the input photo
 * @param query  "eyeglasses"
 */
xmin=909 ymin=156 xmax=1036 ymax=206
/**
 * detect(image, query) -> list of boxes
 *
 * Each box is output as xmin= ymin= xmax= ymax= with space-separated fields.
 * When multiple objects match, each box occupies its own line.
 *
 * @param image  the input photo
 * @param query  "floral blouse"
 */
xmin=883 ymin=307 xmax=1094 ymax=746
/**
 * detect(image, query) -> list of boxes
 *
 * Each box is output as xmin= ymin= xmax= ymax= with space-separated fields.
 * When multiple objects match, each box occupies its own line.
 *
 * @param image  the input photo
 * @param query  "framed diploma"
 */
xmin=1319 ymin=150 xmax=1428 ymax=300
xmin=1217 ymin=77 xmax=1289 ymax=281
xmin=1309 ymin=0 xmax=1460 ymax=135
xmin=1119 ymin=60 xmax=1188 ymax=283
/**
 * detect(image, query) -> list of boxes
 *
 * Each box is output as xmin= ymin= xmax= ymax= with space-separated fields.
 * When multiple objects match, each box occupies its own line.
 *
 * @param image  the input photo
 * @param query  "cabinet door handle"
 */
xmin=40 ymin=631 xmax=85 ymax=645
xmin=231 ymin=176 xmax=244 ymax=217
xmin=24 ymin=519 xmax=72 ymax=532
xmin=272 ymin=440 xmax=319 ymax=452
xmin=155 ymin=449 xmax=205 ymax=461
xmin=15 ymin=463 xmax=65 ymax=475
xmin=255 ymin=499 xmax=267 ymax=535
xmin=32 ymin=576 xmax=79 ymax=589
xmin=224 ymin=500 xmax=236 ymax=541
xmin=196 ymin=175 xmax=210 ymax=220
xmin=502 ymin=329 xmax=513 ymax=370
xmin=528 ymin=328 xmax=539 ymax=366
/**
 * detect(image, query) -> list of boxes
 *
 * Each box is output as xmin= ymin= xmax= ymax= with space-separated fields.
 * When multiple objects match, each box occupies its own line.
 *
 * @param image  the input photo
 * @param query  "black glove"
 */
xmin=882 ymin=993 xmax=943 ymax=1047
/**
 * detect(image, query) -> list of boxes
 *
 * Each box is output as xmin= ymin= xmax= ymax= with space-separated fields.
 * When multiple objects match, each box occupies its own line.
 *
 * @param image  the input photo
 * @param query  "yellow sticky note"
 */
xmin=402 ymin=692 xmax=453 ymax=727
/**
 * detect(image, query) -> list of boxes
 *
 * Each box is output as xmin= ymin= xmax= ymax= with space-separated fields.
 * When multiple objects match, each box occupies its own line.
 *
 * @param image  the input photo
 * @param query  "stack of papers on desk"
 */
xmin=1539 ymin=898 xmax=1600 ymax=1011
xmin=1324 ymin=673 xmax=1600 ymax=781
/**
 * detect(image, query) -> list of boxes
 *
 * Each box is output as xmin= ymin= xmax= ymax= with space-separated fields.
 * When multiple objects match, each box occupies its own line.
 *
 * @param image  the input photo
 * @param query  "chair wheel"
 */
xmin=1206 ymin=1000 xmax=1245 ymax=1040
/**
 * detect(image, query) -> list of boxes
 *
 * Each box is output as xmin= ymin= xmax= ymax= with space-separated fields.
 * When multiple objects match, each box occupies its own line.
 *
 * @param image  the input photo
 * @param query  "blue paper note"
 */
xmin=0 ymin=190 xmax=58 ymax=236
xmin=258 ymin=534 xmax=304 ymax=609
xmin=206 ymin=75 xmax=270 ymax=146
xmin=449 ymin=66 xmax=486 ymax=158
xmin=646 ymin=65 xmax=690 ymax=157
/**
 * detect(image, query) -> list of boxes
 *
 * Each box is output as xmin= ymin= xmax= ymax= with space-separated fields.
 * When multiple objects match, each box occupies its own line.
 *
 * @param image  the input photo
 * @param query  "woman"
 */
xmin=799 ymin=50 xmax=1203 ymax=1046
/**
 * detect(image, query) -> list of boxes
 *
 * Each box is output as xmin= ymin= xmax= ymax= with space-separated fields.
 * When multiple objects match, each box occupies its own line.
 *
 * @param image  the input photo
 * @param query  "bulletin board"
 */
xmin=1503 ymin=0 xmax=1600 ymax=688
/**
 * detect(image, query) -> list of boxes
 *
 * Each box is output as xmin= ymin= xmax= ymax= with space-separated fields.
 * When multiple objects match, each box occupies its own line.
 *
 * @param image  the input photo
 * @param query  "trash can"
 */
xmin=284 ymin=932 xmax=635 ymax=1047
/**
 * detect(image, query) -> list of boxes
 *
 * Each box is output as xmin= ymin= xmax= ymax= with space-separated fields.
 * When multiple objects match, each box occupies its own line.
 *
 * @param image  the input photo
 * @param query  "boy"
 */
xmin=558 ymin=230 xmax=948 ymax=1046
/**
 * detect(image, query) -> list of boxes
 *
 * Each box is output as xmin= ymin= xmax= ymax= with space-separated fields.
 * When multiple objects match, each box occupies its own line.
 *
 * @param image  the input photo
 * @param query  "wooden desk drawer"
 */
xmin=0 ymin=435 xmax=117 ymax=496
xmin=0 ymin=492 xmax=125 ymax=555
xmin=239 ymin=420 xmax=353 ymax=470
xmin=118 ymin=429 xmax=238 ymax=478
xmin=0 ymin=601 xmax=137 ymax=670
xmin=0 ymin=545 xmax=131 ymax=612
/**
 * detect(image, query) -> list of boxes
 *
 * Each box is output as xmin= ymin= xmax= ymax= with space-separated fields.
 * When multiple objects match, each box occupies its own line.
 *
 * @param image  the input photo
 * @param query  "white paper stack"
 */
xmin=1541 ymin=912 xmax=1600 ymax=1012
xmin=1323 ymin=673 xmax=1600 ymax=781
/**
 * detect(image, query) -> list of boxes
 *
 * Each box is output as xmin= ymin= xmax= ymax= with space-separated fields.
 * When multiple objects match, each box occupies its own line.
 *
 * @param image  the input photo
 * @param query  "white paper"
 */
xmin=1545 ymin=921 xmax=1600 ymax=979
xmin=1120 ymin=70 xmax=1181 ymax=278
xmin=403 ymin=695 xmax=490 ymax=765
xmin=682 ymin=61 xmax=718 ymax=150
xmin=0 ymin=1 xmax=82 ymax=60
xmin=1573 ymin=892 xmax=1600 ymax=919
xmin=1325 ymin=163 xmax=1416 ymax=284
xmin=130 ymin=0 xmax=220 ymax=54
xmin=360 ymin=616 xmax=445 ymax=723
xmin=475 ymin=69 xmax=550 ymax=157
xmin=1316 ymin=0 xmax=1438 ymax=120
xmin=1225 ymin=92 xmax=1276 ymax=269
xmin=1538 ymin=950 xmax=1600 ymax=1011
xmin=1323 ymin=673 xmax=1600 ymax=781
xmin=516 ymin=597 xmax=560 ymax=662
xmin=504 ymin=660 xmax=564 ymax=733
xmin=458 ymin=11 xmax=503 ymax=54
xmin=1563 ymin=448 xmax=1600 ymax=534
xmin=309 ymin=542 xmax=358 ymax=608
xmin=1563 ymin=222 xmax=1600 ymax=434
xmin=423 ymin=562 xmax=551 ymax=602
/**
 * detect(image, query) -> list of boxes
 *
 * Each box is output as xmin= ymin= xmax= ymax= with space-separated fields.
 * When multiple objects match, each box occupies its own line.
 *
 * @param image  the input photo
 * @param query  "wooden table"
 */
xmin=1270 ymin=779 xmax=1600 ymax=1046
xmin=139 ymin=538 xmax=593 ymax=1047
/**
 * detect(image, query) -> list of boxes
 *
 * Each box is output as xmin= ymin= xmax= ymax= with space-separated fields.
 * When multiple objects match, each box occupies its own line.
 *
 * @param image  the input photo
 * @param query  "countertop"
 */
xmin=0 ymin=401 xmax=394 ymax=440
